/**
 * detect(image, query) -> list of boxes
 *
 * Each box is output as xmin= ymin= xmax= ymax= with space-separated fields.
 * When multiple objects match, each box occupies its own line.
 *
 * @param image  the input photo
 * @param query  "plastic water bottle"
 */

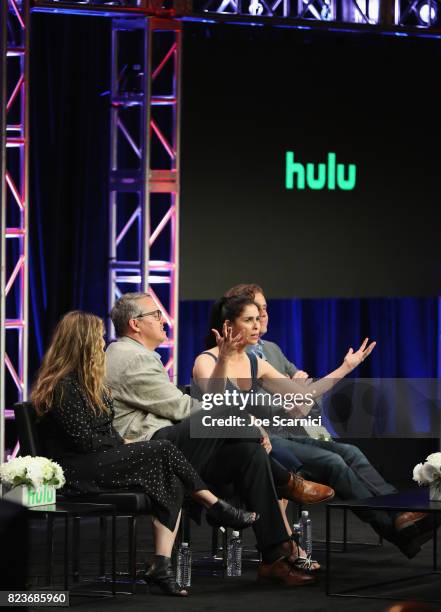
xmin=175 ymin=542 xmax=191 ymax=588
xmin=292 ymin=522 xmax=302 ymax=541
xmin=226 ymin=530 xmax=242 ymax=576
xmin=300 ymin=511 xmax=312 ymax=556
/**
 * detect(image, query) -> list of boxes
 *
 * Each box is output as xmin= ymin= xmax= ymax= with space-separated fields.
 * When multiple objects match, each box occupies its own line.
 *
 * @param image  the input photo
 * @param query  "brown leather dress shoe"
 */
xmin=395 ymin=511 xmax=428 ymax=531
xmin=257 ymin=558 xmax=316 ymax=586
xmin=277 ymin=472 xmax=335 ymax=504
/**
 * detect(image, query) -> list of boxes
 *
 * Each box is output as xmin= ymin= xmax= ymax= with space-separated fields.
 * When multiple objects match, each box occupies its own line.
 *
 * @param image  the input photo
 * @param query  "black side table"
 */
xmin=326 ymin=489 xmax=441 ymax=603
xmin=29 ymin=502 xmax=116 ymax=596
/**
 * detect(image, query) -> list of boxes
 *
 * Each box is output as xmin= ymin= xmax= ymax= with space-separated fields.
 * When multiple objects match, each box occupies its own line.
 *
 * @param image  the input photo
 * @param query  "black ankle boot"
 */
xmin=145 ymin=555 xmax=188 ymax=596
xmin=206 ymin=499 xmax=259 ymax=529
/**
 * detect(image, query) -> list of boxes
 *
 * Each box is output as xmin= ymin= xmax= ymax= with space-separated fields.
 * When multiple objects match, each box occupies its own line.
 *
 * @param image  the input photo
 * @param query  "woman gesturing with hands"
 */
xmin=194 ymin=295 xmax=376 ymax=416
xmin=258 ymin=335 xmax=376 ymax=415
xmin=211 ymin=321 xmax=245 ymax=361
xmin=343 ymin=337 xmax=376 ymax=370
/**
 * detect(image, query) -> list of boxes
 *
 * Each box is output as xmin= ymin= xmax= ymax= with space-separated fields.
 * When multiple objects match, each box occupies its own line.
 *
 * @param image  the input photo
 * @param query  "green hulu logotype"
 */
xmin=285 ymin=151 xmax=357 ymax=191
xmin=27 ymin=484 xmax=55 ymax=505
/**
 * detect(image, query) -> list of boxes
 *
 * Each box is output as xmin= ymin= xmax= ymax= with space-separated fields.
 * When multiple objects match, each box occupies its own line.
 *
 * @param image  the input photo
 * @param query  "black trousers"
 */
xmin=153 ymin=419 xmax=288 ymax=551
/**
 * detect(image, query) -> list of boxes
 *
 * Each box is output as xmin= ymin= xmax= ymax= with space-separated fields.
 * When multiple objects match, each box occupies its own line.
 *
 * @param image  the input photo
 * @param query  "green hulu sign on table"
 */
xmin=285 ymin=151 xmax=357 ymax=191
xmin=5 ymin=483 xmax=56 ymax=507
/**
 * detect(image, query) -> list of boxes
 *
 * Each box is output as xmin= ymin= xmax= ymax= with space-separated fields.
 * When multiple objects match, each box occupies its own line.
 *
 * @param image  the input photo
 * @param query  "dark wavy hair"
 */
xmin=205 ymin=295 xmax=258 ymax=349
xmin=224 ymin=283 xmax=264 ymax=299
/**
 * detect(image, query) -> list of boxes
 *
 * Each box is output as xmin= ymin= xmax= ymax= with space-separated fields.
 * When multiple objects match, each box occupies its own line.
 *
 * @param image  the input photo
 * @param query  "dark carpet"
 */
xmin=27 ymin=500 xmax=441 ymax=612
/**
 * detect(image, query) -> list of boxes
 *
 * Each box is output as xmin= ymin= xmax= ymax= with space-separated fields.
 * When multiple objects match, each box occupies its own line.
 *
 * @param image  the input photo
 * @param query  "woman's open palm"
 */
xmin=344 ymin=338 xmax=376 ymax=372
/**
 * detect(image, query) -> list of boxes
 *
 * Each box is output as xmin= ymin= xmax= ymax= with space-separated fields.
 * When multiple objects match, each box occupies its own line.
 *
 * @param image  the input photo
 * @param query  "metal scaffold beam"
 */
xmin=108 ymin=17 xmax=181 ymax=380
xmin=0 ymin=0 xmax=30 ymax=461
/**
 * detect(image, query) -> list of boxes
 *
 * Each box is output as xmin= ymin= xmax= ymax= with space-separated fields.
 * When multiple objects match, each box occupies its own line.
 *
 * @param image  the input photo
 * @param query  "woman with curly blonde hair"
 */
xmin=32 ymin=311 xmax=256 ymax=597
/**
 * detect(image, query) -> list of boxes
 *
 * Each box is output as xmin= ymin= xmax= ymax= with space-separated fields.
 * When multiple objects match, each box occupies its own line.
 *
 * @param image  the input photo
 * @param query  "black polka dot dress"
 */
xmin=39 ymin=374 xmax=206 ymax=530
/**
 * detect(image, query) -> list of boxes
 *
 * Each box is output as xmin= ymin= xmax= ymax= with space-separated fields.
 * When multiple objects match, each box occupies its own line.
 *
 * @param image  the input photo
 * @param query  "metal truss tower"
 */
xmin=0 ymin=0 xmax=30 ymax=461
xmin=109 ymin=17 xmax=181 ymax=380
xmin=198 ymin=0 xmax=440 ymax=27
xmin=199 ymin=0 xmax=380 ymax=22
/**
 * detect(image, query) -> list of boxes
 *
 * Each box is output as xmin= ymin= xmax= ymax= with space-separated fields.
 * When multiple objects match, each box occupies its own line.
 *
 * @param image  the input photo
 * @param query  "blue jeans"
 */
xmin=270 ymin=435 xmax=398 ymax=539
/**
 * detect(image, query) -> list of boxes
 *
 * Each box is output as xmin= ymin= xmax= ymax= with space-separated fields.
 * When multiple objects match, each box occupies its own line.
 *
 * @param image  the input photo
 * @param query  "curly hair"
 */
xmin=224 ymin=283 xmax=264 ymax=300
xmin=31 ymin=311 xmax=108 ymax=416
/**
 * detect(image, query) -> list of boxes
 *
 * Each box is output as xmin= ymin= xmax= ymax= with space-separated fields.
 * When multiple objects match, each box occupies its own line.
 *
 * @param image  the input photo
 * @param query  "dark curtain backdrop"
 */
xmin=29 ymin=13 xmax=111 ymax=377
xmin=179 ymin=297 xmax=441 ymax=384
xmin=29 ymin=14 xmax=441 ymax=443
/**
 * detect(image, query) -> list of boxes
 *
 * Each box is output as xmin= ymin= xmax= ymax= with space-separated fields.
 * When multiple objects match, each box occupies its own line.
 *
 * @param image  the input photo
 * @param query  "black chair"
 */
xmin=13 ymin=402 xmax=152 ymax=592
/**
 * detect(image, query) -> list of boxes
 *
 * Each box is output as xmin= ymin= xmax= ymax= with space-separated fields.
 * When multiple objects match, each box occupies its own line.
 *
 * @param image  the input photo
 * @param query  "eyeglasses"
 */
xmin=135 ymin=309 xmax=163 ymax=321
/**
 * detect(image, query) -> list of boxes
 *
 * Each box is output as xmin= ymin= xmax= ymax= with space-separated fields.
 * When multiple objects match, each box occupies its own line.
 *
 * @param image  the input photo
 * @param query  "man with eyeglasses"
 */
xmin=106 ymin=294 xmax=188 ymax=441
xmin=105 ymin=291 xmax=332 ymax=587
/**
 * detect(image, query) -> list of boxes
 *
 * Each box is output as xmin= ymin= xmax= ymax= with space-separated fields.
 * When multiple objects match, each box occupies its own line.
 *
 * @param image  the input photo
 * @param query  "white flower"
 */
xmin=413 ymin=455 xmax=441 ymax=485
xmin=52 ymin=462 xmax=66 ymax=488
xmin=0 ymin=456 xmax=65 ymax=490
xmin=24 ymin=457 xmax=49 ymax=489
xmin=413 ymin=463 xmax=424 ymax=483
xmin=0 ymin=456 xmax=27 ymax=485
xmin=421 ymin=463 xmax=439 ymax=484
xmin=42 ymin=464 xmax=54 ymax=480
xmin=426 ymin=452 xmax=441 ymax=471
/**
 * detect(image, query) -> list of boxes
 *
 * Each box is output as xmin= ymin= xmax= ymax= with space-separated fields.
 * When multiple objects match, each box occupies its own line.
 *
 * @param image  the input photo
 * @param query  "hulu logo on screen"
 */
xmin=285 ymin=151 xmax=357 ymax=191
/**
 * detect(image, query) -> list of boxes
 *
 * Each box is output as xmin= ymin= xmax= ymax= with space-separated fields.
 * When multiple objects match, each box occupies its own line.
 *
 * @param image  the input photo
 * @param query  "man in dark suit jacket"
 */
xmin=224 ymin=283 xmax=431 ymax=558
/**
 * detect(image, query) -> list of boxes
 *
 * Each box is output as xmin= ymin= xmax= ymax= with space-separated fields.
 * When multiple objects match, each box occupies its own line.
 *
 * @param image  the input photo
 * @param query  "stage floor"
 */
xmin=27 ymin=500 xmax=440 ymax=611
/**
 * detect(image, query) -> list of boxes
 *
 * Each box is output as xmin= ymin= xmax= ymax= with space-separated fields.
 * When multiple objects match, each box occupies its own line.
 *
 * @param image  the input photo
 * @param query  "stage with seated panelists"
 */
xmin=1 ymin=0 xmax=441 ymax=610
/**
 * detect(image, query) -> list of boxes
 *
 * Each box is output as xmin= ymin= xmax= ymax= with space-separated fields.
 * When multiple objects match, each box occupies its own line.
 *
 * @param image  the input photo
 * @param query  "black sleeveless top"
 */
xmin=198 ymin=351 xmax=260 ymax=394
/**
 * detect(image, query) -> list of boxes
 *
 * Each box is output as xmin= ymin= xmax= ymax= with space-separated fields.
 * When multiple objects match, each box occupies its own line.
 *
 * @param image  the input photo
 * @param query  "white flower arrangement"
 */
xmin=413 ymin=452 xmax=441 ymax=496
xmin=0 ymin=456 xmax=65 ymax=491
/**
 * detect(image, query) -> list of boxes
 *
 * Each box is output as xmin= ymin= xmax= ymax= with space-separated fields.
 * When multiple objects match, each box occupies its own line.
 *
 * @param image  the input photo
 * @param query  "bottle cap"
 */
xmin=181 ymin=542 xmax=189 ymax=547
xmin=232 ymin=530 xmax=240 ymax=537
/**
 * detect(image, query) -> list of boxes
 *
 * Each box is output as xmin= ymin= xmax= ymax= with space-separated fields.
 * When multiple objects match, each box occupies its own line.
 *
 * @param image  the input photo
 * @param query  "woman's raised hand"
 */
xmin=211 ymin=323 xmax=244 ymax=359
xmin=292 ymin=370 xmax=309 ymax=382
xmin=343 ymin=338 xmax=376 ymax=372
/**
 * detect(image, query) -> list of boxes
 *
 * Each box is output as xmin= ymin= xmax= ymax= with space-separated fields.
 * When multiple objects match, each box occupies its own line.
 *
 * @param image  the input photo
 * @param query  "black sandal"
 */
xmin=206 ymin=499 xmax=259 ymax=529
xmin=292 ymin=555 xmax=320 ymax=571
xmin=287 ymin=534 xmax=320 ymax=572
xmin=144 ymin=556 xmax=188 ymax=596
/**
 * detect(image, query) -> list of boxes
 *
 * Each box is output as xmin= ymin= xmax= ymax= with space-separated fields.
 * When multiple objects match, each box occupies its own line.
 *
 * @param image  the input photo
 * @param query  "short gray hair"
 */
xmin=110 ymin=292 xmax=150 ymax=337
